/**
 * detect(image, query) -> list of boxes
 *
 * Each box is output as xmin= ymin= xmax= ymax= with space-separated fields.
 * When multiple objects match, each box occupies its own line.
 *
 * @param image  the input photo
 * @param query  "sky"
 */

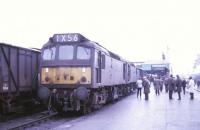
xmin=0 ymin=0 xmax=200 ymax=75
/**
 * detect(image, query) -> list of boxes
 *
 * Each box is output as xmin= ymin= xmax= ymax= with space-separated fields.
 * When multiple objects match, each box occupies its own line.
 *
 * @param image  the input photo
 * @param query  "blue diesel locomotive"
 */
xmin=38 ymin=33 xmax=138 ymax=114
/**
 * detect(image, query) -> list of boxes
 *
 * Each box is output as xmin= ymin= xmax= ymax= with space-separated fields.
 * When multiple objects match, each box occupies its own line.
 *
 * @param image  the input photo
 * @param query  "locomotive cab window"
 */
xmin=77 ymin=46 xmax=91 ymax=60
xmin=59 ymin=45 xmax=74 ymax=60
xmin=42 ymin=47 xmax=56 ymax=60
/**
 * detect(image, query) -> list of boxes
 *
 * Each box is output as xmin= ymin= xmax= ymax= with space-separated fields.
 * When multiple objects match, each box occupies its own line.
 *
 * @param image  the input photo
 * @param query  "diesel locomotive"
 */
xmin=38 ymin=33 xmax=138 ymax=113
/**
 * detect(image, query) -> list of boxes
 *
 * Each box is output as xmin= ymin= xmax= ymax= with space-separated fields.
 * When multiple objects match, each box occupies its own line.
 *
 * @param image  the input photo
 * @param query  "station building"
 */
xmin=133 ymin=60 xmax=171 ymax=78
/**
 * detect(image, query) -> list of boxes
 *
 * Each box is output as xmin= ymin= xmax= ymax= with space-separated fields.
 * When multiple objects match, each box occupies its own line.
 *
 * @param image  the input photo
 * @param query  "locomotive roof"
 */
xmin=88 ymin=41 xmax=122 ymax=61
xmin=43 ymin=34 xmax=123 ymax=61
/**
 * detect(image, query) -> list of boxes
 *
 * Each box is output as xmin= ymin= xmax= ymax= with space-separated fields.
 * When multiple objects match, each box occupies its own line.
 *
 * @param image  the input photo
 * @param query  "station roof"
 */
xmin=133 ymin=60 xmax=170 ymax=71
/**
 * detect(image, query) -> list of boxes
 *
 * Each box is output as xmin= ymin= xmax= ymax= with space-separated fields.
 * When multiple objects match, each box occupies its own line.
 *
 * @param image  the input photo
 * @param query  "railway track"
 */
xmin=6 ymin=111 xmax=57 ymax=130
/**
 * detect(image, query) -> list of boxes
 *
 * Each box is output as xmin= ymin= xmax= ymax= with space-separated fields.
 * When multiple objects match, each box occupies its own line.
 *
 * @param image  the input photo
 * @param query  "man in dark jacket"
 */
xmin=164 ymin=78 xmax=169 ymax=93
xmin=168 ymin=75 xmax=175 ymax=99
xmin=142 ymin=77 xmax=150 ymax=100
xmin=176 ymin=75 xmax=182 ymax=100
xmin=153 ymin=78 xmax=160 ymax=95
xmin=182 ymin=79 xmax=187 ymax=95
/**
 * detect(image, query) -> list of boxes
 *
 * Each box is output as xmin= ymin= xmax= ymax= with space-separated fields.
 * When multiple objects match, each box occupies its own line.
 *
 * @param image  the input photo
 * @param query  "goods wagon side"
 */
xmin=0 ymin=43 xmax=40 ymax=115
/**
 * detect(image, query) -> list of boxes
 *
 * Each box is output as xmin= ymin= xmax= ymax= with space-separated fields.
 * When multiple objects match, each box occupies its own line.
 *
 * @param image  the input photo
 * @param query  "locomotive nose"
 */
xmin=73 ymin=87 xmax=88 ymax=101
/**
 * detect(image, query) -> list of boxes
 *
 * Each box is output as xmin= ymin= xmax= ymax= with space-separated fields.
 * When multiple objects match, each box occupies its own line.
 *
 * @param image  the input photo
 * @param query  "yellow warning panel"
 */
xmin=41 ymin=67 xmax=91 ymax=84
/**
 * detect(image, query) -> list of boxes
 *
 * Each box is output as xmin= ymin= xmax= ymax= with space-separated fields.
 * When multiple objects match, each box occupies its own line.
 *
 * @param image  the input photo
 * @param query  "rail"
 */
xmin=7 ymin=111 xmax=57 ymax=130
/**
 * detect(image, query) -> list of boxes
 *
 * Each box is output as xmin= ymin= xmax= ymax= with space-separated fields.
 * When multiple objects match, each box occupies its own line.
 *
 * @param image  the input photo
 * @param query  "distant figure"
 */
xmin=197 ymin=80 xmax=200 ymax=87
xmin=136 ymin=78 xmax=143 ymax=98
xmin=164 ymin=78 xmax=169 ymax=93
xmin=159 ymin=78 xmax=163 ymax=92
xmin=168 ymin=75 xmax=175 ymax=100
xmin=142 ymin=77 xmax=150 ymax=100
xmin=188 ymin=76 xmax=195 ymax=100
xmin=182 ymin=79 xmax=187 ymax=95
xmin=176 ymin=75 xmax=182 ymax=100
xmin=149 ymin=76 xmax=154 ymax=86
xmin=153 ymin=78 xmax=160 ymax=95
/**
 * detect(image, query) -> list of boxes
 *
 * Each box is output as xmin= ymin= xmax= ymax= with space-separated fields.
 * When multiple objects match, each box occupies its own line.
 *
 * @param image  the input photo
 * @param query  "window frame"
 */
xmin=42 ymin=46 xmax=56 ymax=61
xmin=101 ymin=54 xmax=105 ymax=69
xmin=76 ymin=46 xmax=91 ymax=60
xmin=58 ymin=45 xmax=74 ymax=60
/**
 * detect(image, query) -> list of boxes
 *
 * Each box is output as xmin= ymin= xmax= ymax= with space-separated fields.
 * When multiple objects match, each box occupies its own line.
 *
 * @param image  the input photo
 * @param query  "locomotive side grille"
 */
xmin=41 ymin=67 xmax=91 ymax=85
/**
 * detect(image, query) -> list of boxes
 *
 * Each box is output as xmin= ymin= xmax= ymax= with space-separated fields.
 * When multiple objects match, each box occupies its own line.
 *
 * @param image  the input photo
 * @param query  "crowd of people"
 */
xmin=136 ymin=74 xmax=197 ymax=100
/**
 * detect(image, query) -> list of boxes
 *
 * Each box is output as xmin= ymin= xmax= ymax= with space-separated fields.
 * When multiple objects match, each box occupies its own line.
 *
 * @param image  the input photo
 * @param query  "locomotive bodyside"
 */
xmin=93 ymin=50 xmax=126 ymax=87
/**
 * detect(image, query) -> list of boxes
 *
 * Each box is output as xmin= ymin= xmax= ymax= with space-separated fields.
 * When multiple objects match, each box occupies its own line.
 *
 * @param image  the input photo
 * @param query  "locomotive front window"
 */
xmin=77 ymin=46 xmax=91 ymax=60
xmin=42 ymin=47 xmax=56 ymax=60
xmin=59 ymin=45 xmax=74 ymax=60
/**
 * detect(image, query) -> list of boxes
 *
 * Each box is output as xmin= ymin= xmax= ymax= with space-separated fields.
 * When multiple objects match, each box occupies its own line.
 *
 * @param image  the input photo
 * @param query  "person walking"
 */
xmin=197 ymin=80 xmax=200 ymax=87
xmin=176 ymin=75 xmax=182 ymax=100
xmin=136 ymin=78 xmax=143 ymax=98
xmin=159 ymin=78 xmax=163 ymax=92
xmin=168 ymin=75 xmax=175 ymax=100
xmin=164 ymin=77 xmax=169 ymax=93
xmin=153 ymin=78 xmax=160 ymax=95
xmin=149 ymin=75 xmax=154 ymax=86
xmin=182 ymin=79 xmax=187 ymax=95
xmin=188 ymin=76 xmax=195 ymax=100
xmin=142 ymin=77 xmax=150 ymax=100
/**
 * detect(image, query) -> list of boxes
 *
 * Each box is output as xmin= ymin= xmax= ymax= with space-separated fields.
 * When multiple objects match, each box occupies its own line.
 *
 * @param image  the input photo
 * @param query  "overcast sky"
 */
xmin=0 ymin=0 xmax=200 ymax=75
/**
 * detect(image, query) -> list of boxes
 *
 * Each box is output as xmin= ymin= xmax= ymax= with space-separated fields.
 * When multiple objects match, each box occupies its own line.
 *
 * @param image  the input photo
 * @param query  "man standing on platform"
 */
xmin=164 ymin=77 xmax=169 ymax=93
xmin=153 ymin=78 xmax=160 ymax=95
xmin=188 ymin=76 xmax=195 ymax=100
xmin=182 ymin=79 xmax=187 ymax=95
xmin=176 ymin=75 xmax=182 ymax=100
xmin=142 ymin=77 xmax=150 ymax=100
xmin=136 ymin=78 xmax=143 ymax=98
xmin=168 ymin=75 xmax=175 ymax=100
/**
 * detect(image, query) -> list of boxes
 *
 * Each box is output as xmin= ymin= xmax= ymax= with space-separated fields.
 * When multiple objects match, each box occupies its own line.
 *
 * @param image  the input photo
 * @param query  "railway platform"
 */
xmin=2 ymin=87 xmax=200 ymax=130
xmin=50 ymin=88 xmax=200 ymax=130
